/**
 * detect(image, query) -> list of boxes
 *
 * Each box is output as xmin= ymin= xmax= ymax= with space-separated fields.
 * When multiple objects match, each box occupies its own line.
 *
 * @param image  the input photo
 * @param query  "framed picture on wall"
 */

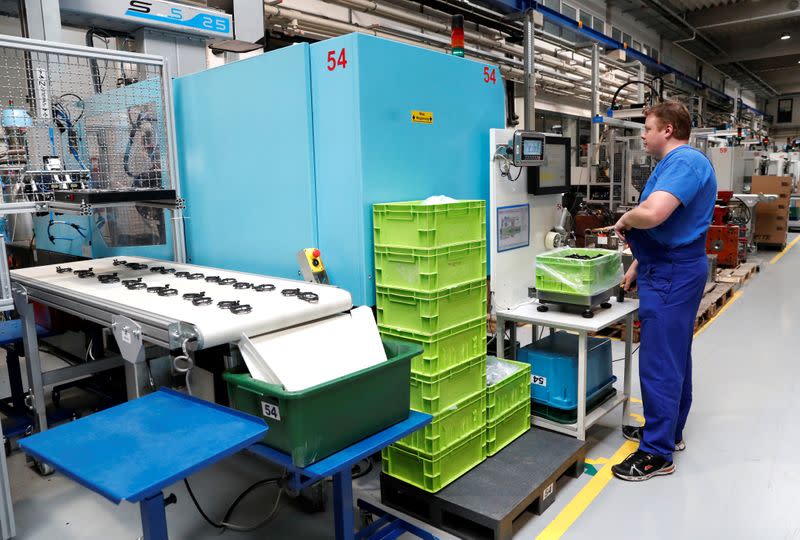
xmin=778 ymin=98 xmax=793 ymax=123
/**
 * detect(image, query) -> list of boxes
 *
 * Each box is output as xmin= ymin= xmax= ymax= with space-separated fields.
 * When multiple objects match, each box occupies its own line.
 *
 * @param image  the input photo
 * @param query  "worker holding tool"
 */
xmin=611 ymin=101 xmax=717 ymax=481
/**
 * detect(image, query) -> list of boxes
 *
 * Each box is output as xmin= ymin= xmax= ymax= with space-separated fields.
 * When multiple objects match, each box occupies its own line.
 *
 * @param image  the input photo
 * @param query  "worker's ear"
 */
xmin=662 ymin=122 xmax=674 ymax=139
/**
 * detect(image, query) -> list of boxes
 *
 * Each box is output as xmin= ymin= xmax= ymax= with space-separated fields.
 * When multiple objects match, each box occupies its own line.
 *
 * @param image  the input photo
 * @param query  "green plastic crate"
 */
xmin=535 ymin=248 xmax=622 ymax=297
xmin=376 ymin=279 xmax=486 ymax=335
xmin=223 ymin=338 xmax=419 ymax=468
xmin=379 ymin=317 xmax=487 ymax=377
xmin=374 ymin=241 xmax=486 ymax=293
xmin=410 ymin=354 xmax=486 ymax=414
xmin=486 ymin=357 xmax=531 ymax=423
xmin=373 ymin=200 xmax=486 ymax=249
xmin=382 ymin=427 xmax=487 ymax=493
xmin=396 ymin=389 xmax=486 ymax=454
xmin=485 ymin=400 xmax=531 ymax=456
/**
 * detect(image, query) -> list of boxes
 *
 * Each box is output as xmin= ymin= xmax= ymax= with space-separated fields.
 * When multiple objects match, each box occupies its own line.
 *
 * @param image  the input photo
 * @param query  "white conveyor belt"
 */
xmin=10 ymin=257 xmax=353 ymax=348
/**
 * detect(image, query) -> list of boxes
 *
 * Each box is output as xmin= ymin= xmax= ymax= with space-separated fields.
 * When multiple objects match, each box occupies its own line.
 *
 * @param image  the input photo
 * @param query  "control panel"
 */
xmin=297 ymin=248 xmax=329 ymax=285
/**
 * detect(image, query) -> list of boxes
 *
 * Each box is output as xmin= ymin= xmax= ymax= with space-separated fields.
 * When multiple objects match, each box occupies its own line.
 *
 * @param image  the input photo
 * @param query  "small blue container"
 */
xmin=517 ymin=331 xmax=614 ymax=410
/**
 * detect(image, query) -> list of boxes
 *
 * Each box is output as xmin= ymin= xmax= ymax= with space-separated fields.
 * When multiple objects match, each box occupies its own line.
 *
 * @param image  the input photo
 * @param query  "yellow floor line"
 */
xmin=630 ymin=397 xmax=642 ymax=404
xmin=535 ymin=440 xmax=638 ymax=540
xmin=584 ymin=457 xmax=609 ymax=466
xmin=694 ymin=290 xmax=743 ymax=337
xmin=770 ymin=235 xmax=800 ymax=264
xmin=628 ymin=413 xmax=645 ymax=424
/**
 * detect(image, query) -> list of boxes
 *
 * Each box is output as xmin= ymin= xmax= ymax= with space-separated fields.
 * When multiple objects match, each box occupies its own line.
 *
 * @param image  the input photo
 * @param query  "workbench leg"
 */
xmin=333 ymin=471 xmax=355 ymax=540
xmin=508 ymin=322 xmax=517 ymax=360
xmin=7 ymin=345 xmax=27 ymax=413
xmin=125 ymin=361 xmax=150 ymax=401
xmin=140 ymin=492 xmax=169 ymax=540
xmin=496 ymin=316 xmax=506 ymax=360
xmin=622 ymin=313 xmax=634 ymax=423
xmin=15 ymin=293 xmax=48 ymax=433
xmin=576 ymin=332 xmax=588 ymax=441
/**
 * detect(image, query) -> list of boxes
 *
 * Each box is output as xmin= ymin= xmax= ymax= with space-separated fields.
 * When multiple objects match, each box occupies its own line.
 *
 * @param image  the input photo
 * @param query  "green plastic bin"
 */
xmin=410 ymin=354 xmax=486 ymax=414
xmin=373 ymin=200 xmax=486 ymax=249
xmin=223 ymin=338 xmax=420 ymax=468
xmin=374 ymin=241 xmax=486 ymax=293
xmin=382 ymin=426 xmax=487 ymax=493
xmin=486 ymin=357 xmax=531 ymax=423
xmin=396 ymin=389 xmax=486 ymax=454
xmin=379 ymin=317 xmax=487 ymax=377
xmin=376 ymin=279 xmax=486 ymax=335
xmin=485 ymin=400 xmax=531 ymax=456
xmin=535 ymin=248 xmax=622 ymax=297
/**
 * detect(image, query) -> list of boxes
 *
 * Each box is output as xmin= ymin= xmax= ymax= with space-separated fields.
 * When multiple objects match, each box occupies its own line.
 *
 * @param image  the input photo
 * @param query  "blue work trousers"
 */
xmin=628 ymin=230 xmax=707 ymax=461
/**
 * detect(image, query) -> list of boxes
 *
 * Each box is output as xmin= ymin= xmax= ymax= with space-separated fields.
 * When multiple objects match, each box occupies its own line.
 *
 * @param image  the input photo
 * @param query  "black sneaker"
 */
xmin=622 ymin=425 xmax=686 ymax=452
xmin=611 ymin=450 xmax=675 ymax=482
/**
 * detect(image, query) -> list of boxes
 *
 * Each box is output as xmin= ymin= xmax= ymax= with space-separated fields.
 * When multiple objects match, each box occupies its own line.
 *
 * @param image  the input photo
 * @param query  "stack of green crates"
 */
xmin=485 ymin=357 xmax=531 ymax=456
xmin=374 ymin=200 xmax=488 ymax=493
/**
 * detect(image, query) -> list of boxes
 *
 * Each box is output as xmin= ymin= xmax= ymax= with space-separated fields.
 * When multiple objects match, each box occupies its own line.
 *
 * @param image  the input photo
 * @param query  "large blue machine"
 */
xmin=175 ymin=34 xmax=505 ymax=306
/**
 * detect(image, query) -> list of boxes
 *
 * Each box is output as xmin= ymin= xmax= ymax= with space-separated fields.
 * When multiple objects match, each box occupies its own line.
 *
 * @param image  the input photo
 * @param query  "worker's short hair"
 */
xmin=645 ymin=100 xmax=692 ymax=140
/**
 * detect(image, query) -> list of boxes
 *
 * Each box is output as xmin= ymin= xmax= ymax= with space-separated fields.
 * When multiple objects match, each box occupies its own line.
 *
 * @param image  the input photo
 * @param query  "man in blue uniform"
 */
xmin=612 ymin=101 xmax=717 ymax=481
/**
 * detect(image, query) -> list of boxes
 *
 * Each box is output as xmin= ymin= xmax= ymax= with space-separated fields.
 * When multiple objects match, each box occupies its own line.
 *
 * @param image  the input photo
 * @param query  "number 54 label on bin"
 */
xmin=531 ymin=375 xmax=548 ymax=387
xmin=261 ymin=401 xmax=282 ymax=421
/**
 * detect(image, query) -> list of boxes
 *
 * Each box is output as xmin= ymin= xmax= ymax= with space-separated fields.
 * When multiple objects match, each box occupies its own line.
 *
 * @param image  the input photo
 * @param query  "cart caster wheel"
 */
xmin=537 ymin=305 xmax=549 ymax=312
xmin=35 ymin=460 xmax=54 ymax=476
xmin=601 ymin=302 xmax=612 ymax=309
xmin=582 ymin=309 xmax=594 ymax=319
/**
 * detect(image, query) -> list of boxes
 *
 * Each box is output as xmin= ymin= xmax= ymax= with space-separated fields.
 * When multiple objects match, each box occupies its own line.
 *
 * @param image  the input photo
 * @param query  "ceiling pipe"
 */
xmin=264 ymin=2 xmax=641 ymax=104
xmin=695 ymin=10 xmax=800 ymax=30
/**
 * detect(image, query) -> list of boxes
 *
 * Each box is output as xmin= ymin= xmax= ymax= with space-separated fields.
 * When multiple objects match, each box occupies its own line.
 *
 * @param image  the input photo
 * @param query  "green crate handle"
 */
xmin=383 ymin=210 xmax=415 ymax=222
xmin=386 ymin=252 xmax=416 ymax=263
xmin=382 ymin=292 xmax=420 ymax=306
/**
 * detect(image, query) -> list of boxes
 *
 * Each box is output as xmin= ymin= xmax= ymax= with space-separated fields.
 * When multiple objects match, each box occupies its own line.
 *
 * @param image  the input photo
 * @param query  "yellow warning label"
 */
xmin=411 ymin=110 xmax=433 ymax=124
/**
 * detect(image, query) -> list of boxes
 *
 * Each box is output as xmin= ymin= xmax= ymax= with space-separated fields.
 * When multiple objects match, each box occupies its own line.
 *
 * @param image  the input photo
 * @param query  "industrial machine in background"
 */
xmin=623 ymin=142 xmax=655 ymax=206
xmin=0 ymin=34 xmax=185 ymax=262
xmin=706 ymin=191 xmax=744 ymax=267
xmin=175 ymin=34 xmax=505 ymax=307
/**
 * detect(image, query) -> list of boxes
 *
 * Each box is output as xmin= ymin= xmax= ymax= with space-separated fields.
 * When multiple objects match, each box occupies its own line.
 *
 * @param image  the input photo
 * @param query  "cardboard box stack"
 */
xmin=752 ymin=176 xmax=792 ymax=247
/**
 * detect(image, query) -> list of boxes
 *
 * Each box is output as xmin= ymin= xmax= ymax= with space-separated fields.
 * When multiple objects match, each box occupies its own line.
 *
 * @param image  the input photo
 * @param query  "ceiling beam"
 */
xmin=686 ymin=0 xmax=800 ymax=30
xmin=710 ymin=40 xmax=800 ymax=64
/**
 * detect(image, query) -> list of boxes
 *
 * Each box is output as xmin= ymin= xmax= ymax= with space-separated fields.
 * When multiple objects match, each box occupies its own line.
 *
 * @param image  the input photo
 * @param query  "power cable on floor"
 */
xmin=184 ymin=475 xmax=283 ymax=532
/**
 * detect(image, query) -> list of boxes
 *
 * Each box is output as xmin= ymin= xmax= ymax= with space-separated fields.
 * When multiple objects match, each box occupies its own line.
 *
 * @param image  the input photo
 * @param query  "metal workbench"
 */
xmin=496 ymin=297 xmax=639 ymax=441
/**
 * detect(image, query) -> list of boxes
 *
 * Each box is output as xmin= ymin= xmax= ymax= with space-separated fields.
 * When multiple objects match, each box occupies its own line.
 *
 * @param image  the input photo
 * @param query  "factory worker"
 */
xmin=612 ymin=100 xmax=716 ymax=481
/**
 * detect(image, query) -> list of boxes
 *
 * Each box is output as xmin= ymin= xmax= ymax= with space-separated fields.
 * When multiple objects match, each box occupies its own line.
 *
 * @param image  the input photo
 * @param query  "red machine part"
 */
xmin=712 ymin=191 xmax=735 ymax=226
xmin=706 ymin=225 xmax=740 ymax=267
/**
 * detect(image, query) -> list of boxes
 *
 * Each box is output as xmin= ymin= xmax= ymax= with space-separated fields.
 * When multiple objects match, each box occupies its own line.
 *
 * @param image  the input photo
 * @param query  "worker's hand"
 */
xmin=622 ymin=261 xmax=638 ymax=292
xmin=614 ymin=214 xmax=631 ymax=242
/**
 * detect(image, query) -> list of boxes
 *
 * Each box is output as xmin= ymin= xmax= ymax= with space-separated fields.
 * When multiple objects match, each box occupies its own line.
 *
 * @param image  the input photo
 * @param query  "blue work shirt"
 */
xmin=639 ymin=145 xmax=717 ymax=249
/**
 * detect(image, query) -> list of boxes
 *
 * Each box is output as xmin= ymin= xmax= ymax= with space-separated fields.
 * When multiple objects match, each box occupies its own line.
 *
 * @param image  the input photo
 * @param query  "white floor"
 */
xmin=3 ymin=241 xmax=797 ymax=539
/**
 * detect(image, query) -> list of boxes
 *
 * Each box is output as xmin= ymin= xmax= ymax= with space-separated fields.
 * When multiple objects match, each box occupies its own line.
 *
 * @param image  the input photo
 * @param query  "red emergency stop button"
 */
xmin=312 ymin=249 xmax=320 ymax=258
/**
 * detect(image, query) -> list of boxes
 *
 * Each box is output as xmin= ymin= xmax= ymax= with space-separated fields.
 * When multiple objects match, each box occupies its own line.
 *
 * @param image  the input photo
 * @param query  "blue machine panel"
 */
xmin=174 ymin=44 xmax=318 ymax=279
xmin=310 ymin=34 xmax=505 ymax=305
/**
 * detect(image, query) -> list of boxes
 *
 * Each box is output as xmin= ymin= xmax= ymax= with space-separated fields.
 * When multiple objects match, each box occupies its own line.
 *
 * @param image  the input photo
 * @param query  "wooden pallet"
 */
xmin=380 ymin=429 xmax=586 ymax=540
xmin=756 ymin=242 xmax=787 ymax=251
xmin=716 ymin=262 xmax=760 ymax=288
xmin=694 ymin=281 xmax=735 ymax=331
xmin=592 ymin=321 xmax=640 ymax=343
